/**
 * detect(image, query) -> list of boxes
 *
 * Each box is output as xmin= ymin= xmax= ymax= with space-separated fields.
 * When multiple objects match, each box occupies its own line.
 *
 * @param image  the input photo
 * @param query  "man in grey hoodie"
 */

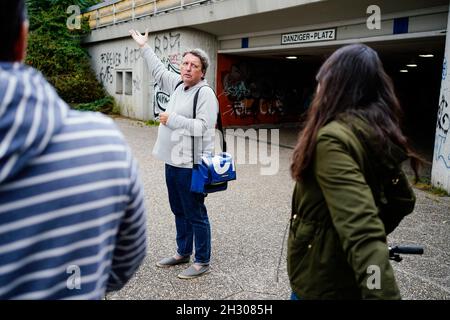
xmin=130 ymin=29 xmax=218 ymax=279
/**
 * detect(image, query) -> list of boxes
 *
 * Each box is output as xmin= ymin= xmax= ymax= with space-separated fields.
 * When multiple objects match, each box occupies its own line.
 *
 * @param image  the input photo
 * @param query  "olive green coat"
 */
xmin=288 ymin=115 xmax=411 ymax=299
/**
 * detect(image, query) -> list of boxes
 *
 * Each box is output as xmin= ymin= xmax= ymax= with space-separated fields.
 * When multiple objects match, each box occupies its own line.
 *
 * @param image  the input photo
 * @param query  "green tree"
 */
xmin=25 ymin=0 xmax=114 ymax=111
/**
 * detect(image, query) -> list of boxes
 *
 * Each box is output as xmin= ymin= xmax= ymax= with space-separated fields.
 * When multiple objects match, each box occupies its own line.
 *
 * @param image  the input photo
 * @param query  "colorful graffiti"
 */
xmin=216 ymin=55 xmax=316 ymax=126
xmin=153 ymin=32 xmax=182 ymax=117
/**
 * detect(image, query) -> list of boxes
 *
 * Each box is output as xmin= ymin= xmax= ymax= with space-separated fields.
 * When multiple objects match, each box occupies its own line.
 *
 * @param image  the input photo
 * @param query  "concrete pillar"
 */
xmin=431 ymin=3 xmax=450 ymax=193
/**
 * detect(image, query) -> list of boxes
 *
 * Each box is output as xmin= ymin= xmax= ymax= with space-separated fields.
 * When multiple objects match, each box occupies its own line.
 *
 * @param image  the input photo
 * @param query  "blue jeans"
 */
xmin=165 ymin=164 xmax=211 ymax=265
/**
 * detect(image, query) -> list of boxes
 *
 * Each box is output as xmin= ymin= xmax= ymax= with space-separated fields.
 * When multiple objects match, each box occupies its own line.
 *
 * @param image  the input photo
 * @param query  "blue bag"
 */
xmin=191 ymin=152 xmax=236 ymax=193
xmin=188 ymin=85 xmax=236 ymax=194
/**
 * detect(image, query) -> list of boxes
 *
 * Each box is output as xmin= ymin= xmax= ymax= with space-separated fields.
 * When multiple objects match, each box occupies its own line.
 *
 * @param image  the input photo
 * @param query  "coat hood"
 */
xmin=0 ymin=62 xmax=68 ymax=184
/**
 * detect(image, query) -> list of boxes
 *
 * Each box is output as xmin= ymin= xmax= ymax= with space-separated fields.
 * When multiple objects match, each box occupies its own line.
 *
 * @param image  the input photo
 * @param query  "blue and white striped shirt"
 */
xmin=0 ymin=62 xmax=147 ymax=299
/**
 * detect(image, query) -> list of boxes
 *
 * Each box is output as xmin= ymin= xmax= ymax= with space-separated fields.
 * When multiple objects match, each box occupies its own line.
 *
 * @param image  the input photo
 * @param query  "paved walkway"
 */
xmin=106 ymin=117 xmax=450 ymax=300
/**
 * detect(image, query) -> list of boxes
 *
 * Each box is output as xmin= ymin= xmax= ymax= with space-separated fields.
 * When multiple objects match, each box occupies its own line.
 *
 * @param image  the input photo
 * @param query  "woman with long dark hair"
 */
xmin=288 ymin=44 xmax=421 ymax=299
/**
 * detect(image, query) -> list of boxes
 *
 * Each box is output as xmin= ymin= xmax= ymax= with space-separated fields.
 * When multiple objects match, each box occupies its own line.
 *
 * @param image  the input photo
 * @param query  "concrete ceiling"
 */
xmin=190 ymin=0 xmax=447 ymax=72
xmin=219 ymin=32 xmax=446 ymax=78
xmin=191 ymin=0 xmax=448 ymax=37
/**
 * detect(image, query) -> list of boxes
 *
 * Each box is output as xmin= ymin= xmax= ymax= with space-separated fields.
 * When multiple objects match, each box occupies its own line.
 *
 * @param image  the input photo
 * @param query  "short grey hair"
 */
xmin=183 ymin=48 xmax=210 ymax=76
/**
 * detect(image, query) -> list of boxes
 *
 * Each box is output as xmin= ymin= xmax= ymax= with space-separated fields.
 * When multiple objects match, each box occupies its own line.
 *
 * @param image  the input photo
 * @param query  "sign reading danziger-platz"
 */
xmin=281 ymin=28 xmax=336 ymax=45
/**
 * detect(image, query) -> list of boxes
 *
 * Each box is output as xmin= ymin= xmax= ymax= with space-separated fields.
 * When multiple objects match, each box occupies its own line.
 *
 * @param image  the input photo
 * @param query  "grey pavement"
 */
xmin=106 ymin=116 xmax=450 ymax=300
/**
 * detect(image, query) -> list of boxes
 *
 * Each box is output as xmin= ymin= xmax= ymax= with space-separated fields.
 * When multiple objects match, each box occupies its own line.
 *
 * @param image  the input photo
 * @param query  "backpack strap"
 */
xmin=174 ymin=80 xmax=183 ymax=91
xmin=191 ymin=86 xmax=225 ymax=167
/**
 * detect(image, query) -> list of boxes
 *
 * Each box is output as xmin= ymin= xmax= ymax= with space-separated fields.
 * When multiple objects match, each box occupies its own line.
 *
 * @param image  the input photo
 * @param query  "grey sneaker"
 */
xmin=156 ymin=256 xmax=190 ymax=268
xmin=177 ymin=264 xmax=211 ymax=279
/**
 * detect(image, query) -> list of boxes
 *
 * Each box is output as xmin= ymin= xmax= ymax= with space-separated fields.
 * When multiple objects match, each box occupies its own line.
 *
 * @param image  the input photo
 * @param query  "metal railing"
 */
xmin=83 ymin=0 xmax=220 ymax=29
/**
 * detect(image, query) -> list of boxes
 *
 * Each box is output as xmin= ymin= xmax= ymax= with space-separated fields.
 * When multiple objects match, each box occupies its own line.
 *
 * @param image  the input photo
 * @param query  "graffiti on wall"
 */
xmin=435 ymin=93 xmax=450 ymax=168
xmin=133 ymin=75 xmax=142 ymax=92
xmin=99 ymin=51 xmax=121 ymax=85
xmin=217 ymin=56 xmax=315 ymax=126
xmin=438 ymin=94 xmax=449 ymax=135
xmin=124 ymin=47 xmax=141 ymax=65
xmin=220 ymin=65 xmax=288 ymax=119
xmin=98 ymin=47 xmax=142 ymax=86
xmin=153 ymin=32 xmax=182 ymax=118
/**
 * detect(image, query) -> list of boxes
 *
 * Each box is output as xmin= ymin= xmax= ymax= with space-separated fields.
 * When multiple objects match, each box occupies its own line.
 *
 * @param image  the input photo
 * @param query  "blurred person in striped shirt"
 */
xmin=0 ymin=0 xmax=147 ymax=299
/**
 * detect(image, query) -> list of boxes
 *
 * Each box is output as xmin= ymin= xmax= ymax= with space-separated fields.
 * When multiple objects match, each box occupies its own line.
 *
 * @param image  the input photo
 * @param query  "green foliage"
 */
xmin=145 ymin=119 xmax=160 ymax=126
xmin=25 ymin=0 xmax=107 ymax=105
xmin=413 ymin=178 xmax=450 ymax=197
xmin=72 ymin=95 xmax=119 ymax=114
xmin=48 ymin=68 xmax=105 ymax=104
xmin=431 ymin=187 xmax=450 ymax=197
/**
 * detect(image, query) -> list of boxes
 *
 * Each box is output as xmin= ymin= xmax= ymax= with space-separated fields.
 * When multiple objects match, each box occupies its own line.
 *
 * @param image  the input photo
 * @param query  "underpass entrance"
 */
xmin=216 ymin=36 xmax=445 ymax=166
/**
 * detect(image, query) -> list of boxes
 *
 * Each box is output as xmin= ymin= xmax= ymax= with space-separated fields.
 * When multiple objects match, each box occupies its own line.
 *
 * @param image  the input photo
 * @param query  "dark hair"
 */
xmin=291 ymin=44 xmax=422 ymax=181
xmin=0 ymin=0 xmax=27 ymax=61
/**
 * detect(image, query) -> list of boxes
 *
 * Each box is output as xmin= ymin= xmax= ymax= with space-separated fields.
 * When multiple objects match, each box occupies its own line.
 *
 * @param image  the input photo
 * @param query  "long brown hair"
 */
xmin=291 ymin=44 xmax=422 ymax=181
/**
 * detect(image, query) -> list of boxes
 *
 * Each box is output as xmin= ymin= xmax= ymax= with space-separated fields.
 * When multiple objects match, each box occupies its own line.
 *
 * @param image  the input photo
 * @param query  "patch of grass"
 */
xmin=112 ymin=102 xmax=121 ymax=115
xmin=413 ymin=178 xmax=449 ymax=197
xmin=72 ymin=96 xmax=119 ymax=115
xmin=145 ymin=119 xmax=160 ymax=126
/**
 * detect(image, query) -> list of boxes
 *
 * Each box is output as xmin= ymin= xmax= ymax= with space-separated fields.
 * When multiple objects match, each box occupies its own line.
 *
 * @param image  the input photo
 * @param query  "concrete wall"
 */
xmin=87 ymin=38 xmax=147 ymax=119
xmin=431 ymin=5 xmax=450 ymax=193
xmin=86 ymin=28 xmax=217 ymax=120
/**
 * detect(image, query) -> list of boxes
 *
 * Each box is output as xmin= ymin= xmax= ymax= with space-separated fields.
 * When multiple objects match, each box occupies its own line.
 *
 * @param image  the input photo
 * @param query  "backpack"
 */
xmin=375 ymin=157 xmax=416 ymax=234
xmin=341 ymin=115 xmax=416 ymax=234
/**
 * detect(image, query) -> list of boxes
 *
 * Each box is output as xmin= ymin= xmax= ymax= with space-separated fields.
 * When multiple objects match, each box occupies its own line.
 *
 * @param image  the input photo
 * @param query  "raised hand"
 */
xmin=129 ymin=28 xmax=149 ymax=48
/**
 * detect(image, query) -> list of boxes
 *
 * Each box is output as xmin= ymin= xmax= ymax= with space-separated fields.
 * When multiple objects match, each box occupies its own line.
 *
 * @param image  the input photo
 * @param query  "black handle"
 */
xmin=389 ymin=245 xmax=424 ymax=255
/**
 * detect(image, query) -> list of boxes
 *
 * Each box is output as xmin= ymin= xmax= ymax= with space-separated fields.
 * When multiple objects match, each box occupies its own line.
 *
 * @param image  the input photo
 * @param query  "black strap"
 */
xmin=191 ymin=86 xmax=225 ymax=167
xmin=175 ymin=80 xmax=183 ymax=90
